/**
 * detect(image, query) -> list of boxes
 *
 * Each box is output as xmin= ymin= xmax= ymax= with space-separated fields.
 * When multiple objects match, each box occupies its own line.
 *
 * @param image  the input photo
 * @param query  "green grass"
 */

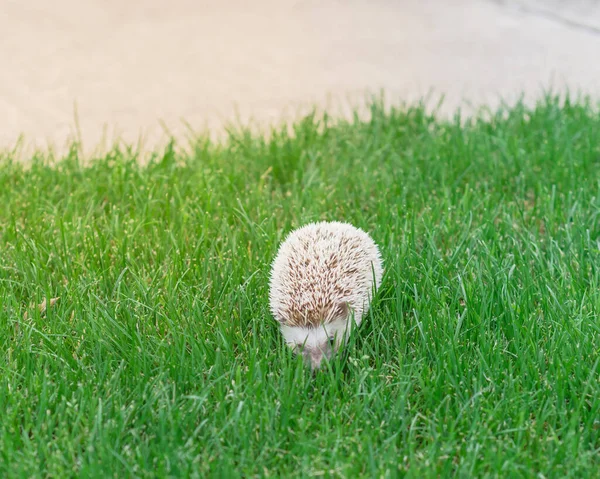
xmin=1 ymin=96 xmax=600 ymax=478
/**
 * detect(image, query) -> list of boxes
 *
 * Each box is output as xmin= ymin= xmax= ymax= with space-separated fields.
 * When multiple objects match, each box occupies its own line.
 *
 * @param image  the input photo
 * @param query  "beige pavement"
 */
xmin=2 ymin=0 xmax=600 ymax=156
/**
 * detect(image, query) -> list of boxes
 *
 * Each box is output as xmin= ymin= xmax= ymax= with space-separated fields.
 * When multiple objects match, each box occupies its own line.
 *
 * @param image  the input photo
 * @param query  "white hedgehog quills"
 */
xmin=269 ymin=221 xmax=384 ymax=370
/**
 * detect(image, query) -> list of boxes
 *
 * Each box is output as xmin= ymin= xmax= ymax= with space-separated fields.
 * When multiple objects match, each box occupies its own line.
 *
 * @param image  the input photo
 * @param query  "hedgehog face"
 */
xmin=280 ymin=318 xmax=351 ymax=370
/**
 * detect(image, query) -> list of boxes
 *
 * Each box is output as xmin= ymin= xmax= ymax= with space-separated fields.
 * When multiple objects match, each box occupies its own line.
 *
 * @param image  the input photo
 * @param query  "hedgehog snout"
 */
xmin=302 ymin=343 xmax=334 ymax=370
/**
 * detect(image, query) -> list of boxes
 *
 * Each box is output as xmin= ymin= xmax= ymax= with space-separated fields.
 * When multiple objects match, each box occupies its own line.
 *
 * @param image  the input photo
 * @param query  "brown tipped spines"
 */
xmin=269 ymin=221 xmax=383 ymax=328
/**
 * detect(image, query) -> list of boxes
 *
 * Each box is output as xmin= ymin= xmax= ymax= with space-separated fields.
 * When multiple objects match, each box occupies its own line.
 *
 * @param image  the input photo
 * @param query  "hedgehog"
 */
xmin=269 ymin=221 xmax=383 ymax=370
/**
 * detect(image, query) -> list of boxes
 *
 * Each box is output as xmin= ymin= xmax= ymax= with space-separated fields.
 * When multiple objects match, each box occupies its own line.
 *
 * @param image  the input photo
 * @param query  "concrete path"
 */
xmin=2 ymin=0 xmax=600 ymax=155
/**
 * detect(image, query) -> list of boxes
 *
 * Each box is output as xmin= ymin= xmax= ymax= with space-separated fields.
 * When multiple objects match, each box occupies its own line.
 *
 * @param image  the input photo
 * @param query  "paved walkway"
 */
xmin=2 ymin=0 xmax=600 ymax=155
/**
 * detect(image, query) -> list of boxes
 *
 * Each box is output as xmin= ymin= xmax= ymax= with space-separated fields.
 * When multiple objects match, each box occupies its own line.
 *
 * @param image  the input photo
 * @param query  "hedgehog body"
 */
xmin=269 ymin=221 xmax=383 ymax=369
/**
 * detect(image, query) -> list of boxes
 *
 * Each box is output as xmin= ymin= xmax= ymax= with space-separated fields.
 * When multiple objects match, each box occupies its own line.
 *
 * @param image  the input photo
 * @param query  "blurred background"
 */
xmin=2 ymin=0 xmax=600 ymax=155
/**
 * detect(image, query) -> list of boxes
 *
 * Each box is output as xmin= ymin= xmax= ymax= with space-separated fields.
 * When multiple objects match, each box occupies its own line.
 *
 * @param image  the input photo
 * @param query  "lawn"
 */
xmin=1 ymin=96 xmax=599 ymax=478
